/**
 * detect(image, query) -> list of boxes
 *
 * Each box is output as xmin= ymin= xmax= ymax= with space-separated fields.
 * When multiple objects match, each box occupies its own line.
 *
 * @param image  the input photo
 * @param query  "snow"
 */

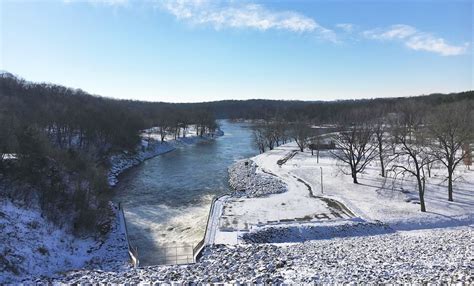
xmin=211 ymin=141 xmax=474 ymax=245
xmin=284 ymin=142 xmax=474 ymax=230
xmin=108 ymin=141 xmax=175 ymax=187
xmin=210 ymin=143 xmax=357 ymax=245
xmin=47 ymin=226 xmax=473 ymax=284
xmin=1 ymin=154 xmax=17 ymax=160
xmin=0 ymin=200 xmax=129 ymax=283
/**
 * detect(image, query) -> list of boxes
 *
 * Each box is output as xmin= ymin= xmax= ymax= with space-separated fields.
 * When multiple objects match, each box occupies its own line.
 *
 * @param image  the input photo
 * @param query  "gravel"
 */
xmin=45 ymin=226 xmax=473 ymax=284
xmin=228 ymin=159 xmax=287 ymax=197
xmin=242 ymin=220 xmax=395 ymax=243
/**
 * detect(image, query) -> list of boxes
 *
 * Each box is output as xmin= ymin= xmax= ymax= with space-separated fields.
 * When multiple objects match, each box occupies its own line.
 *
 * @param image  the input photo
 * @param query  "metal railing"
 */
xmin=192 ymin=192 xmax=230 ymax=261
xmin=192 ymin=239 xmax=205 ymax=261
xmin=155 ymin=245 xmax=195 ymax=265
xmin=118 ymin=203 xmax=140 ymax=268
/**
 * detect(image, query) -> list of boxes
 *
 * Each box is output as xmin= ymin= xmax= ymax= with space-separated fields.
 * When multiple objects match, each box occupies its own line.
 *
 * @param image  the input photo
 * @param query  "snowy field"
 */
xmin=286 ymin=143 xmax=474 ymax=230
xmin=211 ymin=141 xmax=474 ymax=245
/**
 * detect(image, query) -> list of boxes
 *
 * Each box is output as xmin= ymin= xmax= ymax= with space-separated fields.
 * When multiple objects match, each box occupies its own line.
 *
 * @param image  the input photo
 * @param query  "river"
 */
xmin=112 ymin=120 xmax=258 ymax=266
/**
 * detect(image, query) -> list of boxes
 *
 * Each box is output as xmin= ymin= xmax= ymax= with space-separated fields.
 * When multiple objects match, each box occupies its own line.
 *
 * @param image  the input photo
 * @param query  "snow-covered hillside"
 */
xmin=0 ymin=199 xmax=129 ymax=283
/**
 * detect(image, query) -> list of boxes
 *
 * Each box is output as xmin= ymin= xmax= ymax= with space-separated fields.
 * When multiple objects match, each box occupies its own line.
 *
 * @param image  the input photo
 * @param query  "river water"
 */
xmin=112 ymin=120 xmax=258 ymax=266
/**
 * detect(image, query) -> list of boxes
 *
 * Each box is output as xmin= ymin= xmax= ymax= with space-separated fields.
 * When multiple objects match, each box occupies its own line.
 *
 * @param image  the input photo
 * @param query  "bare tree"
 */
xmin=372 ymin=118 xmax=396 ymax=177
xmin=391 ymin=110 xmax=433 ymax=212
xmin=273 ymin=118 xmax=289 ymax=146
xmin=291 ymin=120 xmax=311 ymax=152
xmin=331 ymin=123 xmax=378 ymax=184
xmin=155 ymin=110 xmax=171 ymax=143
xmin=427 ymin=102 xmax=473 ymax=201
xmin=263 ymin=122 xmax=277 ymax=151
xmin=252 ymin=127 xmax=266 ymax=154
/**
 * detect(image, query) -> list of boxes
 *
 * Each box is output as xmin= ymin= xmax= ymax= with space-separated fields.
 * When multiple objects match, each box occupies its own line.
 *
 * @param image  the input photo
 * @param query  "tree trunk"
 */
xmin=352 ymin=169 xmax=358 ymax=184
xmin=417 ymin=177 xmax=426 ymax=212
xmin=448 ymin=169 xmax=453 ymax=202
xmin=378 ymin=141 xmax=385 ymax=177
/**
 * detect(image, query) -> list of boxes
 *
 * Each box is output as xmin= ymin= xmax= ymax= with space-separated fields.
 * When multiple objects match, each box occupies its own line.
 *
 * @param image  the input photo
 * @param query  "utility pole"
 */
xmin=320 ymin=166 xmax=323 ymax=194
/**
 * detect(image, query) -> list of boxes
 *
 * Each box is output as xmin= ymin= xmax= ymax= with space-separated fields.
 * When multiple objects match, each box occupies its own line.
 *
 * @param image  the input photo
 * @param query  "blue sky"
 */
xmin=1 ymin=0 xmax=472 ymax=102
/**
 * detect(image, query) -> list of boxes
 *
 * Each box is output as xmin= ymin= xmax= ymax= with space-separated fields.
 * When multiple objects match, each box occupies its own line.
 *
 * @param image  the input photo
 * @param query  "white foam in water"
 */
xmin=124 ymin=194 xmax=214 ymax=265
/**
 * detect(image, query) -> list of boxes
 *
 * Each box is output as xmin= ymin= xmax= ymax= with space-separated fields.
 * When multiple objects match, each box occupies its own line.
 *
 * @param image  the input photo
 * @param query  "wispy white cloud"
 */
xmin=363 ymin=24 xmax=468 ymax=56
xmin=157 ymin=0 xmax=337 ymax=41
xmin=335 ymin=23 xmax=354 ymax=33
xmin=363 ymin=24 xmax=416 ymax=40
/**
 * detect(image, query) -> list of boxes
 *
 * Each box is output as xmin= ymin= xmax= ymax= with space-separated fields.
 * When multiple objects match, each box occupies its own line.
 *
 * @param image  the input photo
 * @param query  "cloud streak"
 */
xmin=157 ymin=0 xmax=337 ymax=41
xmin=363 ymin=24 xmax=468 ymax=56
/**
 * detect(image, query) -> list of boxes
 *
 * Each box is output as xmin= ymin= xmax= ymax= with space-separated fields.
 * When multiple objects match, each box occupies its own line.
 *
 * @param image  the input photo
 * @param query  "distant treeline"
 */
xmin=191 ymin=92 xmax=474 ymax=122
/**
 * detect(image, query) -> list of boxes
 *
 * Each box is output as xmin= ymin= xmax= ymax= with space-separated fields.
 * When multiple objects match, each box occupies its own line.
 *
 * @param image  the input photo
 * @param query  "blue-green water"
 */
xmin=112 ymin=120 xmax=258 ymax=265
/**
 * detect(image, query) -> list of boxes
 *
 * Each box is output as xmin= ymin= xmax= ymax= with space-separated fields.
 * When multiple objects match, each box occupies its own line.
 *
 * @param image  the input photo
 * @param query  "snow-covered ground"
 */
xmin=286 ymin=143 xmax=474 ymax=230
xmin=0 ymin=199 xmax=129 ymax=284
xmin=48 ymin=226 xmax=473 ymax=284
xmin=108 ymin=127 xmax=223 ymax=186
xmin=210 ymin=141 xmax=474 ymax=245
